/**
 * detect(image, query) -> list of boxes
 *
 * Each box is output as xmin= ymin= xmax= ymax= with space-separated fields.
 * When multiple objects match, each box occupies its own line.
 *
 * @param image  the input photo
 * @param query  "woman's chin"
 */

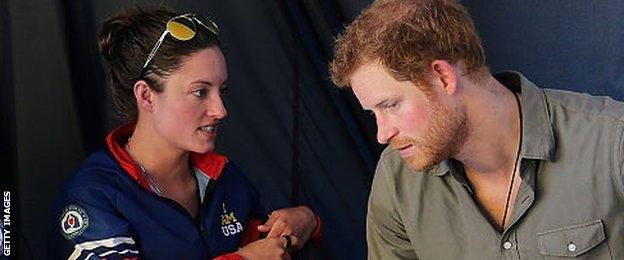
xmin=189 ymin=143 xmax=215 ymax=154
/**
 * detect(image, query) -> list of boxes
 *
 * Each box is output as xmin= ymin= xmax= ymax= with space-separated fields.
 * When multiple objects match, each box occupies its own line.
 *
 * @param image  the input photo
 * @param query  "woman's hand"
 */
xmin=236 ymin=236 xmax=298 ymax=260
xmin=257 ymin=206 xmax=317 ymax=249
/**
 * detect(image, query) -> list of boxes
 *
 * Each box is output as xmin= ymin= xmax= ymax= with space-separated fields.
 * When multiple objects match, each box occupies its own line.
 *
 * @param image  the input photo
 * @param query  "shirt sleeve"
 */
xmin=48 ymin=186 xmax=139 ymax=260
xmin=616 ymin=120 xmax=624 ymax=199
xmin=366 ymin=153 xmax=418 ymax=260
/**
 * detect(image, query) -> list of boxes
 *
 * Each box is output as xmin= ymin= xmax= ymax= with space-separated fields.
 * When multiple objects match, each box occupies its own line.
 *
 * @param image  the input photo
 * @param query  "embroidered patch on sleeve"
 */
xmin=60 ymin=204 xmax=90 ymax=240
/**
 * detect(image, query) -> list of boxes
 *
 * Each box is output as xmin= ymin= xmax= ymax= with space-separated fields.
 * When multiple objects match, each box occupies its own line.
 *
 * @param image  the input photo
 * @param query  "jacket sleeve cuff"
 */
xmin=310 ymin=211 xmax=322 ymax=245
xmin=214 ymin=252 xmax=244 ymax=260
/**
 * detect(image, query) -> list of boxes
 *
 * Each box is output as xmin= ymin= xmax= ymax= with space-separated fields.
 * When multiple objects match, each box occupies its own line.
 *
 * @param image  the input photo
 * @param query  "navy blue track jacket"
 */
xmin=48 ymin=124 xmax=266 ymax=259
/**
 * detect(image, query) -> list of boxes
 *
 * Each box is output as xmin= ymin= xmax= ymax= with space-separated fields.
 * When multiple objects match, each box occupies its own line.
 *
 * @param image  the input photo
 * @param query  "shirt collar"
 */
xmin=494 ymin=71 xmax=556 ymax=161
xmin=424 ymin=160 xmax=451 ymax=176
xmin=424 ymin=71 xmax=556 ymax=177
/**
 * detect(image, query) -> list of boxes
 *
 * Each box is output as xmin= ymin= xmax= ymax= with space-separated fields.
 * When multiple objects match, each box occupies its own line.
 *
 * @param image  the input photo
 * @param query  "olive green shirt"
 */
xmin=367 ymin=71 xmax=624 ymax=259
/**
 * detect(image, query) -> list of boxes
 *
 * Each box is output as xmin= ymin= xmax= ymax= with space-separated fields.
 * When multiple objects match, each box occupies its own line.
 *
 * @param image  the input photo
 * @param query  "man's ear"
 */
xmin=430 ymin=60 xmax=458 ymax=96
xmin=133 ymin=80 xmax=155 ymax=112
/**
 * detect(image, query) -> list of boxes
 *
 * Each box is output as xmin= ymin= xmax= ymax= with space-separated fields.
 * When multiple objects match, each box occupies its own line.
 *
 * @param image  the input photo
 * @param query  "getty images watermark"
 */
xmin=1 ymin=191 xmax=11 ymax=257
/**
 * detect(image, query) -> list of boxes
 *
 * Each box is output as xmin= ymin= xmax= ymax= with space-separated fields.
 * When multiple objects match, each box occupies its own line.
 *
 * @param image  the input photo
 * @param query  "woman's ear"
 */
xmin=133 ymin=80 xmax=155 ymax=112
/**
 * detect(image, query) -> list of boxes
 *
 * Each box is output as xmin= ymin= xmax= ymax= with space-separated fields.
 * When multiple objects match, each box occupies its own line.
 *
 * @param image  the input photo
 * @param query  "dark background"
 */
xmin=2 ymin=0 xmax=623 ymax=259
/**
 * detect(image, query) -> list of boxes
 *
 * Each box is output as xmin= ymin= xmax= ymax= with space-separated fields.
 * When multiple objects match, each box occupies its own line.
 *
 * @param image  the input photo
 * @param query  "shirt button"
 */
xmin=568 ymin=243 xmax=577 ymax=252
xmin=503 ymin=241 xmax=512 ymax=250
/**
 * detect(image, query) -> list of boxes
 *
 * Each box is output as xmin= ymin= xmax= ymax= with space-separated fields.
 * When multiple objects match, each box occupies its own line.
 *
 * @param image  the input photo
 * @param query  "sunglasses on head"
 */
xmin=141 ymin=13 xmax=220 ymax=72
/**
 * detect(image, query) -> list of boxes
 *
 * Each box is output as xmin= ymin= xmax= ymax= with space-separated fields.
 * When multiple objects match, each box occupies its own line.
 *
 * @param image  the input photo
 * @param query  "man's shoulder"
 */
xmin=542 ymin=88 xmax=624 ymax=123
xmin=377 ymin=146 xmax=417 ymax=179
xmin=378 ymin=146 xmax=402 ymax=169
xmin=375 ymin=146 xmax=442 ymax=193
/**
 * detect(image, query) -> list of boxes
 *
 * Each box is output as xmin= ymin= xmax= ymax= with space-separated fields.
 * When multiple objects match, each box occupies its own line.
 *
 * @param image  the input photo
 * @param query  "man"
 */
xmin=330 ymin=0 xmax=624 ymax=259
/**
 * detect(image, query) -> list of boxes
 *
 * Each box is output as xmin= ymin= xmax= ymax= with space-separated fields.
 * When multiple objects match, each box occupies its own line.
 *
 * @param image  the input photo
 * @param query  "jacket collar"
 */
xmin=106 ymin=123 xmax=228 ymax=193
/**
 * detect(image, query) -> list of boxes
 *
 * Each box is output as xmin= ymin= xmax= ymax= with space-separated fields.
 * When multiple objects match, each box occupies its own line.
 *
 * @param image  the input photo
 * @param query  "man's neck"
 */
xmin=454 ymin=75 xmax=522 ymax=179
xmin=451 ymin=75 xmax=523 ymax=231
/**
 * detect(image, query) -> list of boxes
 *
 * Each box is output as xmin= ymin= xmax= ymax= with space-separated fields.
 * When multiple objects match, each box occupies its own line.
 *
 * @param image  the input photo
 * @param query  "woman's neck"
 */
xmin=126 ymin=121 xmax=193 ymax=184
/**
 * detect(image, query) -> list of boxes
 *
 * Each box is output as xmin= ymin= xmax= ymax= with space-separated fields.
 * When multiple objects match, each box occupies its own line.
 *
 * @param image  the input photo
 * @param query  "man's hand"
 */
xmin=257 ymin=206 xmax=317 ymax=249
xmin=236 ymin=236 xmax=298 ymax=260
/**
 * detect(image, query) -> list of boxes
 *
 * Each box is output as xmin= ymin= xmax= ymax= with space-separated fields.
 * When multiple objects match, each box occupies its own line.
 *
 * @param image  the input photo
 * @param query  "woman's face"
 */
xmin=150 ymin=46 xmax=228 ymax=154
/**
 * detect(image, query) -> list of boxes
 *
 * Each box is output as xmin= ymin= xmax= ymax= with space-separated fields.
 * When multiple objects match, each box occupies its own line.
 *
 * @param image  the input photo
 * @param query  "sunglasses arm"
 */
xmin=193 ymin=18 xmax=218 ymax=35
xmin=142 ymin=30 xmax=169 ymax=69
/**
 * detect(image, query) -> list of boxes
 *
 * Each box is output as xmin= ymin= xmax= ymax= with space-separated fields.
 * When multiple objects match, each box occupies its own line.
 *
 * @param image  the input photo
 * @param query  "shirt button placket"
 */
xmin=503 ymin=241 xmax=512 ymax=250
xmin=501 ymin=231 xmax=518 ymax=259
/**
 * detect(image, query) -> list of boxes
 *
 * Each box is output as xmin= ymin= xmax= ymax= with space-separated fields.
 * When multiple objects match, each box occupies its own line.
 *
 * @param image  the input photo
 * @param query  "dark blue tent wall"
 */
xmin=4 ymin=0 xmax=624 ymax=259
xmin=198 ymin=1 xmax=376 ymax=258
xmin=464 ymin=1 xmax=624 ymax=100
xmin=0 ymin=0 xmax=21 ymax=259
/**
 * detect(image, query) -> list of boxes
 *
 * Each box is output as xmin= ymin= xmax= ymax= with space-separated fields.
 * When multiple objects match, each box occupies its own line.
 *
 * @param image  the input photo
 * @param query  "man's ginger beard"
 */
xmin=390 ymin=95 xmax=468 ymax=171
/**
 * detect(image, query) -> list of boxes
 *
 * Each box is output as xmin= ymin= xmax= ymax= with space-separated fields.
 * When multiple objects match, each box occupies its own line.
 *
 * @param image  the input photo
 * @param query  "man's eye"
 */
xmin=192 ymin=89 xmax=207 ymax=97
xmin=385 ymin=102 xmax=398 ymax=110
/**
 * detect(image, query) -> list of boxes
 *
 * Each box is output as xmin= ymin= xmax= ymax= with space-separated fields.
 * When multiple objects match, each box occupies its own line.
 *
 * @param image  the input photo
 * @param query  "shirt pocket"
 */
xmin=537 ymin=219 xmax=609 ymax=258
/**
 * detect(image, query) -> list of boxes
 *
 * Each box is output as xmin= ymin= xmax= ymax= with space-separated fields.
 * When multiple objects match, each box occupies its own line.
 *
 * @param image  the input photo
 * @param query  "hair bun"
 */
xmin=98 ymin=16 xmax=132 ymax=62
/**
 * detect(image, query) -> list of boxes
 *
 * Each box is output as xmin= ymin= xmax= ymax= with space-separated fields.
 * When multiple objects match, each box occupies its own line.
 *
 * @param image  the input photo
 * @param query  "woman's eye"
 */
xmin=192 ymin=89 xmax=207 ymax=97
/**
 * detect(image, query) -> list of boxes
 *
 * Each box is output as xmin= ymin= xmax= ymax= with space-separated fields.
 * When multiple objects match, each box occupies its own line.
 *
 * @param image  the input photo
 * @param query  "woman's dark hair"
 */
xmin=98 ymin=7 xmax=220 ymax=123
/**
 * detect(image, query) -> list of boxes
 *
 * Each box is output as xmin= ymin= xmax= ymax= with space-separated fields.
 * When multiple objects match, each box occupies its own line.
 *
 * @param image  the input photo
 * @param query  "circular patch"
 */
xmin=59 ymin=204 xmax=90 ymax=240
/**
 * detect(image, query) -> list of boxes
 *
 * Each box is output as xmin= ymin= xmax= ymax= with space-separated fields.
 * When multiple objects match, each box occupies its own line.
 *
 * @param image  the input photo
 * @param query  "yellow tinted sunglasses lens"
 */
xmin=167 ymin=19 xmax=195 ymax=40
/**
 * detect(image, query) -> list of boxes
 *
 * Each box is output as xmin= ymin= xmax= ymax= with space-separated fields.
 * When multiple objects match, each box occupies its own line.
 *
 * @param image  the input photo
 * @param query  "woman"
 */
xmin=48 ymin=8 xmax=320 ymax=260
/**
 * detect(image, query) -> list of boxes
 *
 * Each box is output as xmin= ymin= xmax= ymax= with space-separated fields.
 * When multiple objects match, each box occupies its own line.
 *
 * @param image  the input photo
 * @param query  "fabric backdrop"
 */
xmin=2 ymin=0 xmax=623 ymax=259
